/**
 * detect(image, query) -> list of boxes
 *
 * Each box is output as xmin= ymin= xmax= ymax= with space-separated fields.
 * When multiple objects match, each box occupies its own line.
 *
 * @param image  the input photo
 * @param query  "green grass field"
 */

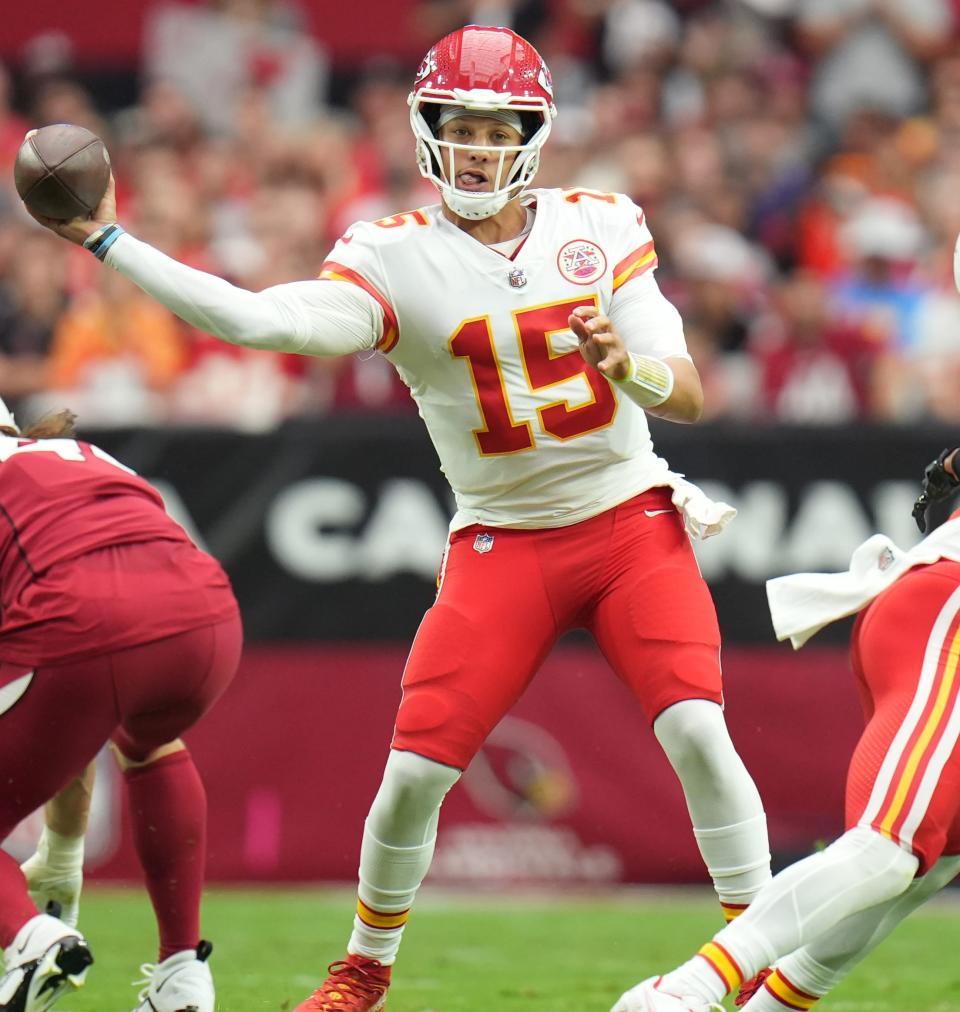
xmin=61 ymin=886 xmax=960 ymax=1011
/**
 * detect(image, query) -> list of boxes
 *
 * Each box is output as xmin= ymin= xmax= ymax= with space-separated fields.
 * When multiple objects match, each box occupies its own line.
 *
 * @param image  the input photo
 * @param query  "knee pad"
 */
xmin=367 ymin=749 xmax=461 ymax=846
xmin=654 ymin=698 xmax=734 ymax=773
xmin=826 ymin=827 xmax=918 ymax=900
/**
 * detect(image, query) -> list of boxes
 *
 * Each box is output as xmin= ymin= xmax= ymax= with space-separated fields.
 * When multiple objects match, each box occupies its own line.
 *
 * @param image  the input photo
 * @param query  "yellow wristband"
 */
xmin=611 ymin=353 xmax=674 ymax=407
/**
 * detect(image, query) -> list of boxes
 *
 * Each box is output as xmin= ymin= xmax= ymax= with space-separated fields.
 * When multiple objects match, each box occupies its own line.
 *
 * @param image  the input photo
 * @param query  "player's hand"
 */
xmin=569 ymin=306 xmax=631 ymax=380
xmin=912 ymin=448 xmax=960 ymax=533
xmin=23 ymin=164 xmax=119 ymax=246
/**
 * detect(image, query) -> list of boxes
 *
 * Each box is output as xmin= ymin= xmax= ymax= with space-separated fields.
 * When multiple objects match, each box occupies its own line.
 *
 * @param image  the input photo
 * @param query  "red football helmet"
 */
xmin=408 ymin=25 xmax=557 ymax=220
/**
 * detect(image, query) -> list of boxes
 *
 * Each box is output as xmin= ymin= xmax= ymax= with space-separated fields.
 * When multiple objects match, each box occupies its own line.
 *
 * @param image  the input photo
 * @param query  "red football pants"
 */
xmin=847 ymin=558 xmax=960 ymax=873
xmin=0 ymin=615 xmax=242 ymax=840
xmin=392 ymin=487 xmax=723 ymax=769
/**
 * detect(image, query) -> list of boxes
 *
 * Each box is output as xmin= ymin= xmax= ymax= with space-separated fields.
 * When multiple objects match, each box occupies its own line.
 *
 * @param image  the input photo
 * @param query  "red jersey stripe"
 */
xmin=612 ymin=241 xmax=657 ymax=290
xmin=319 ymin=261 xmax=400 ymax=353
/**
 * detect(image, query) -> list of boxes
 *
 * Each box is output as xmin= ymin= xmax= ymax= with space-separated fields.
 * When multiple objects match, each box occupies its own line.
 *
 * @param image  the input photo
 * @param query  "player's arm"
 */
xmin=23 ymin=175 xmax=381 ymax=358
xmin=571 ymin=274 xmax=703 ymax=423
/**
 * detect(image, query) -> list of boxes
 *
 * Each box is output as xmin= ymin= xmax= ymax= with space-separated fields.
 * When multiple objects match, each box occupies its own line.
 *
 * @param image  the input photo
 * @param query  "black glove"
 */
xmin=912 ymin=448 xmax=960 ymax=533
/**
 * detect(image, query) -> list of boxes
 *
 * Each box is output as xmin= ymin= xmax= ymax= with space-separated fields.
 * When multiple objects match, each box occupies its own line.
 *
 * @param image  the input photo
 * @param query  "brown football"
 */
xmin=14 ymin=124 xmax=111 ymax=220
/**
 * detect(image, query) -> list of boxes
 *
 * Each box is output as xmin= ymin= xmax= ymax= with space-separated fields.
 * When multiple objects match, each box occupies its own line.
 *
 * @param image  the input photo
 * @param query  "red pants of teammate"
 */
xmin=847 ymin=558 xmax=960 ymax=873
xmin=392 ymin=487 xmax=723 ymax=769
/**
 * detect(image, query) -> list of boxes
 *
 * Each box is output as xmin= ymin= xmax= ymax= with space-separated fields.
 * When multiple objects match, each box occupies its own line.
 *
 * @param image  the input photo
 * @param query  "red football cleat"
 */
xmin=735 ymin=967 xmax=773 ymax=1007
xmin=294 ymin=954 xmax=391 ymax=1011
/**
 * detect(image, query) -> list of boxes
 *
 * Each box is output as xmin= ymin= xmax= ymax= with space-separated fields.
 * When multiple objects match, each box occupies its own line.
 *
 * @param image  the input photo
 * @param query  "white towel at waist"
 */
xmin=767 ymin=518 xmax=960 ymax=649
xmin=668 ymin=477 xmax=737 ymax=541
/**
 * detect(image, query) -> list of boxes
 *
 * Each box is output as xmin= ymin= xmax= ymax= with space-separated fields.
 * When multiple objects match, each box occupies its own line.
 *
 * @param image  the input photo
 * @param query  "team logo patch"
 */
xmin=473 ymin=533 xmax=495 ymax=554
xmin=508 ymin=268 xmax=527 ymax=289
xmin=538 ymin=61 xmax=554 ymax=97
xmin=557 ymin=239 xmax=607 ymax=285
xmin=878 ymin=546 xmax=896 ymax=571
xmin=415 ymin=49 xmax=437 ymax=83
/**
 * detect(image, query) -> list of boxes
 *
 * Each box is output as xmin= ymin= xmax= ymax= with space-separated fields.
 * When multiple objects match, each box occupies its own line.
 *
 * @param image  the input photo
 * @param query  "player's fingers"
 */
xmin=91 ymin=173 xmax=118 ymax=221
xmin=571 ymin=305 xmax=598 ymax=321
xmin=595 ymin=345 xmax=619 ymax=369
xmin=568 ymin=313 xmax=591 ymax=343
xmin=582 ymin=315 xmax=612 ymax=337
xmin=23 ymin=204 xmax=67 ymax=235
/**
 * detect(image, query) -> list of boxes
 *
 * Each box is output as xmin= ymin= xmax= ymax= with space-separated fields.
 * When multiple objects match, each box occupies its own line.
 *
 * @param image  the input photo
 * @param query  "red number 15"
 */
xmin=449 ymin=298 xmax=618 ymax=456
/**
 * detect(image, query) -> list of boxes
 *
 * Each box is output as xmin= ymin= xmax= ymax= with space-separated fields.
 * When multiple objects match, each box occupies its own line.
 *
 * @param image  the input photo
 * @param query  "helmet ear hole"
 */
xmin=519 ymin=112 xmax=541 ymax=142
xmin=416 ymin=105 xmax=446 ymax=177
xmin=422 ymin=103 xmax=443 ymax=137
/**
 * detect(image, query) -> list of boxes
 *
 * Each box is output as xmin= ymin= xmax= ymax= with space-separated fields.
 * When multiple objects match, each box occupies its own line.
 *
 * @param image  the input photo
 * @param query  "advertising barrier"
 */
xmin=85 ymin=419 xmax=956 ymax=644
xmin=7 ymin=419 xmax=953 ymax=883
xmin=5 ymin=644 xmax=861 ymax=885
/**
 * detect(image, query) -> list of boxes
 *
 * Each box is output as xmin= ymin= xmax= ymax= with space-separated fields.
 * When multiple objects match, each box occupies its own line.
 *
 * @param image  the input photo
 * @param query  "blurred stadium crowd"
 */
xmin=2 ymin=0 xmax=960 ymax=430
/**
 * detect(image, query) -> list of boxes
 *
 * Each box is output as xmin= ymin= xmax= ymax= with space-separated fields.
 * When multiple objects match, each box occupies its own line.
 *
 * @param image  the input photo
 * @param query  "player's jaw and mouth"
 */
xmin=448 ymin=153 xmax=517 ymax=194
xmin=456 ymin=168 xmax=491 ymax=192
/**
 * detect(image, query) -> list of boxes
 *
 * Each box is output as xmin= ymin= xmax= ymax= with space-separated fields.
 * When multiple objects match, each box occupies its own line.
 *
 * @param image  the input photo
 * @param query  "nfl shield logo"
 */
xmin=508 ymin=268 xmax=527 ymax=289
xmin=473 ymin=533 xmax=495 ymax=554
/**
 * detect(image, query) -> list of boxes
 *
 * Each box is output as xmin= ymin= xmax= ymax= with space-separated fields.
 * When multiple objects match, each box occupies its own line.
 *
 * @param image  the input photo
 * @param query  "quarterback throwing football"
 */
xmin=28 ymin=26 xmax=773 ymax=1011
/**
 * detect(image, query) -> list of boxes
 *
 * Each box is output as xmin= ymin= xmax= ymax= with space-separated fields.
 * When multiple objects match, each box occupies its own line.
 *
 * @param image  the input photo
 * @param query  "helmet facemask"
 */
xmin=409 ymin=93 xmax=552 ymax=220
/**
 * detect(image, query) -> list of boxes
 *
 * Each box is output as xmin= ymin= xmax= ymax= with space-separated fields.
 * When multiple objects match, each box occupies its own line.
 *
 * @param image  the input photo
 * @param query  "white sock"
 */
xmin=21 ymin=827 xmax=85 ymax=927
xmin=654 ymin=700 xmax=771 ymax=909
xmin=694 ymin=815 xmax=772 ymax=915
xmin=349 ymin=831 xmax=437 ymax=964
xmin=35 ymin=826 xmax=84 ymax=874
xmin=738 ymin=951 xmax=839 ymax=1010
xmin=346 ymin=750 xmax=460 ymax=965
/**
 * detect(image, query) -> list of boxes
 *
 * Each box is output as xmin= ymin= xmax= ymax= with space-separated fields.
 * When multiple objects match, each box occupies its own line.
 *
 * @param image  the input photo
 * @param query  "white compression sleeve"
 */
xmin=720 ymin=827 xmax=917 ymax=976
xmin=654 ymin=700 xmax=771 ymax=906
xmin=747 ymin=853 xmax=960 ymax=1008
xmin=608 ymin=270 xmax=690 ymax=361
xmin=737 ymin=860 xmax=960 ymax=1012
xmin=660 ymin=828 xmax=918 ymax=1005
xmin=607 ymin=271 xmax=690 ymax=409
xmin=105 ymin=232 xmax=382 ymax=357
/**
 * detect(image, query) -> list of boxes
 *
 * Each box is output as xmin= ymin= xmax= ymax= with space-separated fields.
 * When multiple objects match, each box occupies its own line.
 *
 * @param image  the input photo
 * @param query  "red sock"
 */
xmin=124 ymin=750 xmax=206 ymax=960
xmin=0 ymin=852 xmax=41 ymax=947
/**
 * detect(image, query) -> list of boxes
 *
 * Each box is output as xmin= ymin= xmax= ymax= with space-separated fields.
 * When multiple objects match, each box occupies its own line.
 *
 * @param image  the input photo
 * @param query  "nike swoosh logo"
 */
xmin=0 ymin=671 xmax=35 ymax=717
xmin=644 ymin=509 xmax=673 ymax=517
xmin=15 ymin=922 xmax=39 ymax=956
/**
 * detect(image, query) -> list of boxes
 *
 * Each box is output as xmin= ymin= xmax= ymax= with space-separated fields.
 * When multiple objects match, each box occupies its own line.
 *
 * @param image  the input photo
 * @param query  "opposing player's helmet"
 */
xmin=408 ymin=25 xmax=557 ymax=220
xmin=0 ymin=396 xmax=19 ymax=434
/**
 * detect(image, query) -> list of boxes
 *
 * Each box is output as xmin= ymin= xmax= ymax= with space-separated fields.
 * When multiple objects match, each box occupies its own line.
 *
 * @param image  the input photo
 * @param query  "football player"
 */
xmin=0 ymin=398 xmax=242 ymax=1012
xmin=612 ymin=449 xmax=960 ymax=1012
xmin=26 ymin=26 xmax=773 ymax=1011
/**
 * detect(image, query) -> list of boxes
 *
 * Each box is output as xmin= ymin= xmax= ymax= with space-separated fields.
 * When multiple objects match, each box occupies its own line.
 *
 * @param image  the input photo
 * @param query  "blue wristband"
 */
xmin=84 ymin=223 xmax=125 ymax=261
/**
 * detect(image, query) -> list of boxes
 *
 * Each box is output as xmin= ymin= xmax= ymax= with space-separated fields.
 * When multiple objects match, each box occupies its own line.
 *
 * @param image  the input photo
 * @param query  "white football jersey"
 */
xmin=320 ymin=187 xmax=688 ymax=530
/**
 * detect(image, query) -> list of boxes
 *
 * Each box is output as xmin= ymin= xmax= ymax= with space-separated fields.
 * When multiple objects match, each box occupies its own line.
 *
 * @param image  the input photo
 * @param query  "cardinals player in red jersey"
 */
xmin=27 ymin=25 xmax=774 ymax=1011
xmin=613 ymin=449 xmax=960 ymax=1012
xmin=0 ymin=398 xmax=242 ymax=1012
